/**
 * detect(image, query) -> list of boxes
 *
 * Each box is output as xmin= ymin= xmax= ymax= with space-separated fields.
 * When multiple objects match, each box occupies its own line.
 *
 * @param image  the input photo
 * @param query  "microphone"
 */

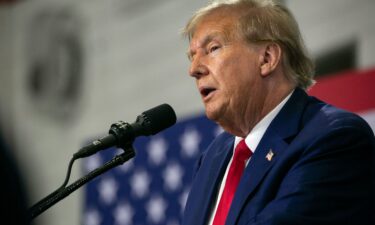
xmin=74 ymin=103 xmax=177 ymax=159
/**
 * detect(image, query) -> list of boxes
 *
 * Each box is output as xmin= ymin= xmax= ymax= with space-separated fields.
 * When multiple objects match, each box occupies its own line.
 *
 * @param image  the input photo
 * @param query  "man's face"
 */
xmin=188 ymin=12 xmax=266 ymax=132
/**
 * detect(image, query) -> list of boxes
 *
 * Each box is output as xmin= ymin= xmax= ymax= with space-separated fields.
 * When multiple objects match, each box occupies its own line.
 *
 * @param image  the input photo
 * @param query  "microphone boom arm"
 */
xmin=29 ymin=146 xmax=136 ymax=220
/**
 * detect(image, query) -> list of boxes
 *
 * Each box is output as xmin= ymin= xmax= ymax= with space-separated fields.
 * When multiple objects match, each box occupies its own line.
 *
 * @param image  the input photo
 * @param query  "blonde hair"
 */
xmin=182 ymin=0 xmax=315 ymax=90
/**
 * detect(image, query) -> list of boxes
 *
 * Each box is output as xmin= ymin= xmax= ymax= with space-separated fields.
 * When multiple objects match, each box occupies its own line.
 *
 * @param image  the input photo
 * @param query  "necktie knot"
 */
xmin=233 ymin=139 xmax=252 ymax=162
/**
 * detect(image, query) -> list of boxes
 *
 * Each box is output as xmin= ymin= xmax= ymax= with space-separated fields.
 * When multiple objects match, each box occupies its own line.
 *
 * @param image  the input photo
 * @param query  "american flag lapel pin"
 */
xmin=266 ymin=149 xmax=274 ymax=161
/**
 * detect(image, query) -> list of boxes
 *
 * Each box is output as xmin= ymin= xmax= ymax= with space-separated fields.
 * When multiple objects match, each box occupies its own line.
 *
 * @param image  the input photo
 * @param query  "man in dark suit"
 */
xmin=181 ymin=0 xmax=375 ymax=225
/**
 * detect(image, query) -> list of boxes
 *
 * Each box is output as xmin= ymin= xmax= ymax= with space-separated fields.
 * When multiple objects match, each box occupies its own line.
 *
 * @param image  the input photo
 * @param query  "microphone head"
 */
xmin=136 ymin=103 xmax=177 ymax=135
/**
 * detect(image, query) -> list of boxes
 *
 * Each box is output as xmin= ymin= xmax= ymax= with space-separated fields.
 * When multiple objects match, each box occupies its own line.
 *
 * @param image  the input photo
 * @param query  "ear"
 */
xmin=259 ymin=43 xmax=282 ymax=77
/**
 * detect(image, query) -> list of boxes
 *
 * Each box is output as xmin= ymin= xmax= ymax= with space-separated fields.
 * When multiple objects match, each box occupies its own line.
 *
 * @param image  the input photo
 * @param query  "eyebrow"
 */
xmin=187 ymin=32 xmax=223 ymax=60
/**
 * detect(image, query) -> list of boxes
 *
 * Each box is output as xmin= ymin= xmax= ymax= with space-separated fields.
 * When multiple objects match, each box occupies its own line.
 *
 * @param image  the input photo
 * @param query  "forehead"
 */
xmin=190 ymin=10 xmax=239 ymax=46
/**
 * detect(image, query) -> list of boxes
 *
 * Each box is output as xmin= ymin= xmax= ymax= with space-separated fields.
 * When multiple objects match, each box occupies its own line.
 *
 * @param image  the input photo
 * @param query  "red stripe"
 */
xmin=308 ymin=68 xmax=375 ymax=113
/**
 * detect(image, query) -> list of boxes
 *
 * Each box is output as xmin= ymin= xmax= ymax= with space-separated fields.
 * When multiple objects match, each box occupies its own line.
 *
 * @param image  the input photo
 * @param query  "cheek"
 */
xmin=211 ymin=50 xmax=258 ymax=94
xmin=211 ymin=63 xmax=239 ymax=95
xmin=237 ymin=58 xmax=260 ymax=85
xmin=227 ymin=65 xmax=259 ymax=103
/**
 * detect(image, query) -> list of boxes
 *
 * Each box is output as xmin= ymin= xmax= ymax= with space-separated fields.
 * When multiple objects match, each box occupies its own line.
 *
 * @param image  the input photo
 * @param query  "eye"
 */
xmin=209 ymin=45 xmax=220 ymax=53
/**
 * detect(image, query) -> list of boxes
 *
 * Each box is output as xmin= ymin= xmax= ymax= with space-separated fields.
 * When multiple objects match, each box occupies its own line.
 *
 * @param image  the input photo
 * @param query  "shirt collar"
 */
xmin=234 ymin=89 xmax=294 ymax=152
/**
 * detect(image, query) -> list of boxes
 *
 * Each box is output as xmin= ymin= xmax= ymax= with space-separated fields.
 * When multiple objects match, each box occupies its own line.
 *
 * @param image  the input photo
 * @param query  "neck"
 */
xmin=229 ymin=77 xmax=295 ymax=138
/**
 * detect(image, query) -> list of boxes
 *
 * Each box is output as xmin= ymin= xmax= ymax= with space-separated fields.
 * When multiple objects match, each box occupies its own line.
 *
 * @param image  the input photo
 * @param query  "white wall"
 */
xmin=0 ymin=1 xmax=374 ymax=225
xmin=288 ymin=0 xmax=375 ymax=68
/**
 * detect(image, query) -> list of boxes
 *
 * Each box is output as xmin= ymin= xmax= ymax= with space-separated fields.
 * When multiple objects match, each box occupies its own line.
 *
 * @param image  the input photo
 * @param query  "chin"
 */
xmin=204 ymin=99 xmax=230 ymax=121
xmin=204 ymin=105 xmax=224 ymax=123
xmin=205 ymin=108 xmax=219 ymax=121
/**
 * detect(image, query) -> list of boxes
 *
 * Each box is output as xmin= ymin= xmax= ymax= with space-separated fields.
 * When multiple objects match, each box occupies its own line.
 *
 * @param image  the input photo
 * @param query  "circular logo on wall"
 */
xmin=27 ymin=7 xmax=84 ymax=122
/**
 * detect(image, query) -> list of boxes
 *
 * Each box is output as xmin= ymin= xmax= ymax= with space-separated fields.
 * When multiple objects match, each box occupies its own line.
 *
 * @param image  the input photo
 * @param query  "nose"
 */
xmin=189 ymin=55 xmax=209 ymax=79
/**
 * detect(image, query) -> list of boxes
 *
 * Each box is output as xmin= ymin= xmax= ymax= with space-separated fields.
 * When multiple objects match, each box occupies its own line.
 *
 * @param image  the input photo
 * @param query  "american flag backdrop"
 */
xmin=82 ymin=114 xmax=223 ymax=225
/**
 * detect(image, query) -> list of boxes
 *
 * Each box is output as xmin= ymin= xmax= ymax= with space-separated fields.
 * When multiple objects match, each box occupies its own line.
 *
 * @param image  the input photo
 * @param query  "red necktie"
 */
xmin=212 ymin=139 xmax=252 ymax=225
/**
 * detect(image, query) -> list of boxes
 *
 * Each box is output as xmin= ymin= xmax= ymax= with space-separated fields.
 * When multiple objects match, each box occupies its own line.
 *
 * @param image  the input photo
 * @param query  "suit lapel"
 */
xmin=225 ymin=88 xmax=310 ymax=225
xmin=225 ymin=129 xmax=289 ymax=225
xmin=189 ymin=134 xmax=235 ymax=225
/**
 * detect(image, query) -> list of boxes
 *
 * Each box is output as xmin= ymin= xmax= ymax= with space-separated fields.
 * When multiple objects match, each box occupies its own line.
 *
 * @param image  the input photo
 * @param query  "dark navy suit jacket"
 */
xmin=182 ymin=88 xmax=375 ymax=225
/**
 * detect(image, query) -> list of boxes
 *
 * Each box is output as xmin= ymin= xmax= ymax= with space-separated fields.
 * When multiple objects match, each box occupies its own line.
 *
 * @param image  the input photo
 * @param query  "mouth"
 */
xmin=199 ymin=87 xmax=217 ymax=99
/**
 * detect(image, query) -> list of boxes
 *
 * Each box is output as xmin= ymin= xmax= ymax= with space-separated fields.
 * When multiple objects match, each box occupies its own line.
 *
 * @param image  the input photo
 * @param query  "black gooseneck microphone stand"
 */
xmin=29 ymin=145 xmax=135 ymax=220
xmin=28 ymin=120 xmax=138 ymax=220
xmin=28 ymin=103 xmax=177 ymax=220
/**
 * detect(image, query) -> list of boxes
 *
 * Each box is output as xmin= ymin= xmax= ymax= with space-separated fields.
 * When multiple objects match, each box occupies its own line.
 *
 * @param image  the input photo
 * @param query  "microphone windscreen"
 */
xmin=141 ymin=104 xmax=177 ymax=135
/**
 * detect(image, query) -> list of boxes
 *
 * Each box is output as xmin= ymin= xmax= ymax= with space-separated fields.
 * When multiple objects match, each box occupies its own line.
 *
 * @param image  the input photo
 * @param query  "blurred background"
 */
xmin=0 ymin=0 xmax=374 ymax=225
